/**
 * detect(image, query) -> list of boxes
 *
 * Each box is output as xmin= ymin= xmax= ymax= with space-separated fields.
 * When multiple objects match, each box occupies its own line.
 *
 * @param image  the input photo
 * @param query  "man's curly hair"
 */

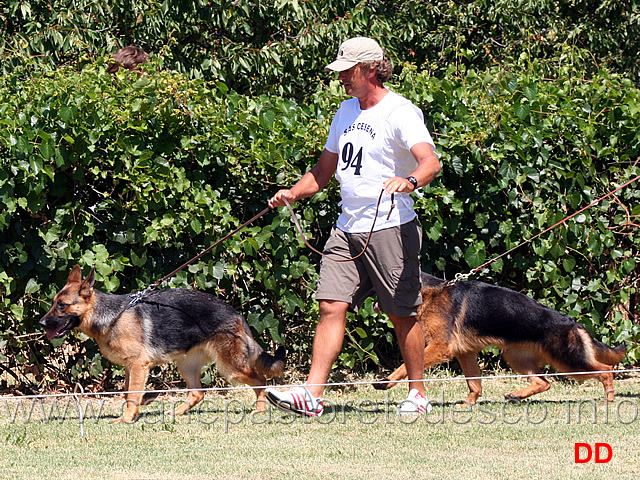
xmin=360 ymin=55 xmax=393 ymax=83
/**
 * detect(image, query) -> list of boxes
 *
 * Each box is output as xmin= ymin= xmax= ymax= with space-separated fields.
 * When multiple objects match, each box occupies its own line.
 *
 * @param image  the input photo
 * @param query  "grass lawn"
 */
xmin=1 ymin=371 xmax=639 ymax=480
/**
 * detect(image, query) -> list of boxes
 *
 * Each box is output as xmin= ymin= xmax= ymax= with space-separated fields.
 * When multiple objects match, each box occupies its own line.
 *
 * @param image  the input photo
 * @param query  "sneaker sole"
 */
xmin=397 ymin=402 xmax=433 ymax=416
xmin=265 ymin=391 xmax=323 ymax=417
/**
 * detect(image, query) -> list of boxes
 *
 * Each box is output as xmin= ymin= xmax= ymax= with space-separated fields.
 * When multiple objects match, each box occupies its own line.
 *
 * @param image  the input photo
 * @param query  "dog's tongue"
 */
xmin=45 ymin=326 xmax=64 ymax=340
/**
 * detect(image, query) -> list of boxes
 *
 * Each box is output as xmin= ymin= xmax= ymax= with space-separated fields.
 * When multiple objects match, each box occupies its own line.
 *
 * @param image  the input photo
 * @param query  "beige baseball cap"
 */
xmin=325 ymin=37 xmax=384 ymax=72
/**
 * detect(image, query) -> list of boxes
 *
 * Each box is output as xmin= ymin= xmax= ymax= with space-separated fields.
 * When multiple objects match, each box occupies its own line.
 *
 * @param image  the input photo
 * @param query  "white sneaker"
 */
xmin=397 ymin=388 xmax=433 ymax=416
xmin=265 ymin=386 xmax=324 ymax=417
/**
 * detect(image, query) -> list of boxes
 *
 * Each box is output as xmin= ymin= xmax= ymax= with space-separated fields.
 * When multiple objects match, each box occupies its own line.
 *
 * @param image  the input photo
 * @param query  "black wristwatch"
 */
xmin=406 ymin=176 xmax=418 ymax=191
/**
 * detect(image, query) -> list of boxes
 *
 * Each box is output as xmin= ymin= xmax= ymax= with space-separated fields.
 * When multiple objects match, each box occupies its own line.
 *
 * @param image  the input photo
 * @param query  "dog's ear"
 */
xmin=79 ymin=267 xmax=96 ymax=298
xmin=68 ymin=265 xmax=83 ymax=284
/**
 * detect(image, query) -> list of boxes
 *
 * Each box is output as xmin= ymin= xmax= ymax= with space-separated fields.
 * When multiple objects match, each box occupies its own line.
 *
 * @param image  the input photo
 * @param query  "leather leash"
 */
xmin=282 ymin=189 xmax=390 ymax=263
xmin=447 ymin=173 xmax=640 ymax=286
xmin=127 ymin=206 xmax=270 ymax=307
xmin=127 ymin=189 xmax=392 ymax=307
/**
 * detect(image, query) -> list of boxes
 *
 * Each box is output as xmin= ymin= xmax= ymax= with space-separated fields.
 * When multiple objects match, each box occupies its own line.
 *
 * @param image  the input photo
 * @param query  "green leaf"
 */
xmin=190 ymin=218 xmax=202 ymax=234
xmin=524 ymin=84 xmax=538 ymax=101
xmin=514 ymin=102 xmax=530 ymax=120
xmin=259 ymin=109 xmax=276 ymax=130
xmin=10 ymin=304 xmax=23 ymax=321
xmin=464 ymin=244 xmax=486 ymax=269
xmin=24 ymin=278 xmax=40 ymax=294
xmin=216 ymin=81 xmax=229 ymax=94
xmin=562 ymin=255 xmax=576 ymax=273
xmin=211 ymin=262 xmax=226 ymax=280
xmin=282 ymin=293 xmax=302 ymax=314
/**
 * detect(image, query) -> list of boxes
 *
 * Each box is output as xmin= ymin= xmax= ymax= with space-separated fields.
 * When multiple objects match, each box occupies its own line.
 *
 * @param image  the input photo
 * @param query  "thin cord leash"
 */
xmin=282 ymin=189 xmax=390 ymax=263
xmin=122 ymin=173 xmax=639 ymax=302
xmin=128 ymin=206 xmax=271 ymax=307
xmin=127 ymin=189 xmax=391 ymax=308
xmin=449 ymin=174 xmax=640 ymax=285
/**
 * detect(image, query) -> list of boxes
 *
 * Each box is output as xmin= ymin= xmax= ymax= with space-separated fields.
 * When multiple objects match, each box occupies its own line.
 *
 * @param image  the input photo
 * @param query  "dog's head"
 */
xmin=39 ymin=265 xmax=96 ymax=340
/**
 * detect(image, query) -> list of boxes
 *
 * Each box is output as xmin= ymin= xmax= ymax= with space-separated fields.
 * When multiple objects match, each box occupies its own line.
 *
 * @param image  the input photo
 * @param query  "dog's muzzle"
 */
xmin=39 ymin=314 xmax=80 ymax=340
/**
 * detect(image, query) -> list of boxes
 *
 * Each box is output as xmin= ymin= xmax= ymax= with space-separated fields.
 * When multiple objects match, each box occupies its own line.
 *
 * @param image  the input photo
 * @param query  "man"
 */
xmin=266 ymin=37 xmax=441 ymax=416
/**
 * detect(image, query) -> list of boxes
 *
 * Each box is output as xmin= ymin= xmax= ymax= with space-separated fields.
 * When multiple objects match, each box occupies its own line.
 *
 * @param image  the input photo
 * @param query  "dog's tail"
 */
xmin=594 ymin=342 xmax=626 ymax=366
xmin=254 ymin=345 xmax=286 ymax=378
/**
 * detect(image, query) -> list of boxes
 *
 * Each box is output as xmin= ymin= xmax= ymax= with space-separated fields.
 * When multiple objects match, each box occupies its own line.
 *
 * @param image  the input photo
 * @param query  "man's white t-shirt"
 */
xmin=324 ymin=90 xmax=436 ymax=233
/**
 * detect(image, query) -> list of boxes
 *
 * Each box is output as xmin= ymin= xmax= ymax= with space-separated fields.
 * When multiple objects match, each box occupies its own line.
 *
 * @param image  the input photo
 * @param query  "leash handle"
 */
xmin=282 ymin=189 xmax=388 ymax=263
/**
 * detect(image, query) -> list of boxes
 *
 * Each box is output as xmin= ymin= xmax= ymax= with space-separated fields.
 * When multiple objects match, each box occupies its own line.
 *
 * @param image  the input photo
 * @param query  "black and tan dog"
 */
xmin=374 ymin=273 xmax=625 ymax=404
xmin=40 ymin=265 xmax=285 ymax=422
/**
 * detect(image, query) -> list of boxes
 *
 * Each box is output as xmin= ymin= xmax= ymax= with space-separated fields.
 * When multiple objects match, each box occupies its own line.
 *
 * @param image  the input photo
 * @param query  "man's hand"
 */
xmin=268 ymin=189 xmax=297 ymax=209
xmin=383 ymin=176 xmax=416 ymax=194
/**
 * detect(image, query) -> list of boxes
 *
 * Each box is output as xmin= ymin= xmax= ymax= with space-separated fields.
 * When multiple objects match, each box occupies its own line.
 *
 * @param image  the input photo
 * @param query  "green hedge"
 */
xmin=0 ymin=64 xmax=331 ymax=387
xmin=1 ymin=49 xmax=639 ymax=391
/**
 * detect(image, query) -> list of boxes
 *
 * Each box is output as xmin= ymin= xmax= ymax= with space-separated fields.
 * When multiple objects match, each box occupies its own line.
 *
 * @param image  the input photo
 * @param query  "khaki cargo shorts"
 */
xmin=316 ymin=219 xmax=422 ymax=317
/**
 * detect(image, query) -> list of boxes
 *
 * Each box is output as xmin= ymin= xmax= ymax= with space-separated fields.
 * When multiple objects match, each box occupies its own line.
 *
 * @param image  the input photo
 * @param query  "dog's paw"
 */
xmin=111 ymin=416 xmax=138 ymax=424
xmin=503 ymin=393 xmax=523 ymax=403
xmin=371 ymin=379 xmax=391 ymax=390
xmin=111 ymin=413 xmax=139 ymax=424
xmin=453 ymin=401 xmax=473 ymax=410
xmin=141 ymin=392 xmax=161 ymax=406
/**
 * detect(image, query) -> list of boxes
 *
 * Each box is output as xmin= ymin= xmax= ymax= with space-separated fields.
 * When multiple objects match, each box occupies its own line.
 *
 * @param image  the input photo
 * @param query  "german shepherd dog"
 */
xmin=374 ymin=273 xmax=626 ymax=404
xmin=39 ymin=265 xmax=286 ymax=422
